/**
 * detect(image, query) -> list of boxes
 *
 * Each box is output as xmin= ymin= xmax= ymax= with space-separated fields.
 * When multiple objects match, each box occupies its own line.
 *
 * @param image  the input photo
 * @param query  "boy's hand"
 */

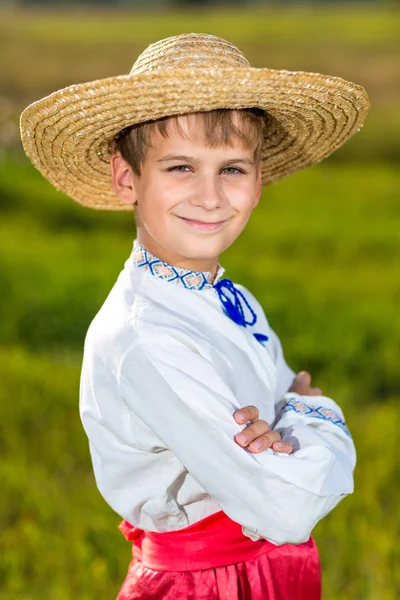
xmin=233 ymin=405 xmax=293 ymax=454
xmin=232 ymin=372 xmax=323 ymax=454
xmin=288 ymin=371 xmax=323 ymax=396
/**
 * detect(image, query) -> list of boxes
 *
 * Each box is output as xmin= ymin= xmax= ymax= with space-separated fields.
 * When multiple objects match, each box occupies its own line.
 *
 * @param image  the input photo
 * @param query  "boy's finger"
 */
xmin=272 ymin=440 xmax=293 ymax=454
xmin=235 ymin=419 xmax=271 ymax=446
xmin=288 ymin=371 xmax=312 ymax=394
xmin=298 ymin=371 xmax=312 ymax=385
xmin=247 ymin=430 xmax=281 ymax=452
xmin=234 ymin=405 xmax=259 ymax=423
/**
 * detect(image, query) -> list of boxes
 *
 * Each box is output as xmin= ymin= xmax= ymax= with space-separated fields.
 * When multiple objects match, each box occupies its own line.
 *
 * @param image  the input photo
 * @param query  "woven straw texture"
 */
xmin=19 ymin=33 xmax=371 ymax=211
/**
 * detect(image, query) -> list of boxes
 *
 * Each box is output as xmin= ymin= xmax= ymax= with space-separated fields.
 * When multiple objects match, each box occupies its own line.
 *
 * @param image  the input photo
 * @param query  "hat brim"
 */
xmin=19 ymin=67 xmax=370 ymax=210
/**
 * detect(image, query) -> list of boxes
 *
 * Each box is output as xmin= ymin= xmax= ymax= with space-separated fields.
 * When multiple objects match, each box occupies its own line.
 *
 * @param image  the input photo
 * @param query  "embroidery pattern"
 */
xmin=131 ymin=239 xmax=269 ymax=346
xmin=131 ymin=239 xmax=225 ymax=289
xmin=276 ymin=396 xmax=351 ymax=437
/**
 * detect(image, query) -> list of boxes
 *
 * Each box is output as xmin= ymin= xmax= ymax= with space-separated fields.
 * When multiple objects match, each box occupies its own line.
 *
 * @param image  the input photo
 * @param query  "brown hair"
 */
xmin=110 ymin=108 xmax=267 ymax=177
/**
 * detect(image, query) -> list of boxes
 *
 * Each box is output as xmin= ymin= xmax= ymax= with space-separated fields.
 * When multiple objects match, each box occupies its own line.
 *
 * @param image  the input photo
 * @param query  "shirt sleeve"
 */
xmin=256 ymin=313 xmax=357 ymax=541
xmin=236 ymin=285 xmax=356 ymax=475
xmin=268 ymin=326 xmax=357 ymax=532
xmin=117 ymin=336 xmax=355 ymax=546
xmin=267 ymin=322 xmax=355 ymax=451
xmin=223 ymin=283 xmax=357 ymax=538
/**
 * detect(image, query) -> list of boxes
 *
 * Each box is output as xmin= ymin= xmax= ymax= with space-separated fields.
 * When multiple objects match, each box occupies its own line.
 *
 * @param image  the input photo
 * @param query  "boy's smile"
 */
xmin=111 ymin=113 xmax=262 ymax=278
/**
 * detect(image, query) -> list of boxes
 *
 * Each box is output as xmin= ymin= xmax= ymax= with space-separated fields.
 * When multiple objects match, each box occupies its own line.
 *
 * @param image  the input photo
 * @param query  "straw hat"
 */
xmin=19 ymin=33 xmax=370 ymax=211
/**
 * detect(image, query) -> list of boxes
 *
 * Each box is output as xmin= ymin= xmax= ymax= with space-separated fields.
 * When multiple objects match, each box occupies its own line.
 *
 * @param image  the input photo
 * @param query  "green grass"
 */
xmin=4 ymin=6 xmax=400 ymax=46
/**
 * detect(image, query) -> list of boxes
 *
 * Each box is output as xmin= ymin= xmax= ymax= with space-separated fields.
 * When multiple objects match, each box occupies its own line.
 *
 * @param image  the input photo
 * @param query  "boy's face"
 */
xmin=111 ymin=113 xmax=262 ymax=274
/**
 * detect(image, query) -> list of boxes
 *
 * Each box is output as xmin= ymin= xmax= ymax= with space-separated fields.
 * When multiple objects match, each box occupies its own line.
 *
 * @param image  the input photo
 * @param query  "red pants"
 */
xmin=116 ymin=510 xmax=321 ymax=599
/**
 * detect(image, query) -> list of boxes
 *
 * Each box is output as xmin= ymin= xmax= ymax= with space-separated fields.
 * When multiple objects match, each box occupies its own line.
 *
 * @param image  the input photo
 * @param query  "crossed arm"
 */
xmin=109 ymin=339 xmax=355 ymax=545
xmin=233 ymin=370 xmax=323 ymax=455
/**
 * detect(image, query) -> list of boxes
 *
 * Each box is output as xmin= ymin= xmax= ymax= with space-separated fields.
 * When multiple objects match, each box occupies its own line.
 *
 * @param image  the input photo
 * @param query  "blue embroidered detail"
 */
xmin=131 ymin=240 xmax=269 ymax=347
xmin=131 ymin=239 xmax=225 ymax=290
xmin=213 ymin=278 xmax=269 ymax=346
xmin=276 ymin=396 xmax=352 ymax=437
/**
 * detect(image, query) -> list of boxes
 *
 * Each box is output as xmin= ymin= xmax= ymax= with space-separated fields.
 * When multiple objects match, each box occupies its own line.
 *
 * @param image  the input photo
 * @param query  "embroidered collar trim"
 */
xmin=131 ymin=239 xmax=226 ymax=290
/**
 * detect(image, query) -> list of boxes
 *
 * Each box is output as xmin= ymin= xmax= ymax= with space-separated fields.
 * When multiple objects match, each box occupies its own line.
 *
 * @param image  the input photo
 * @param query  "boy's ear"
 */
xmin=110 ymin=152 xmax=138 ymax=206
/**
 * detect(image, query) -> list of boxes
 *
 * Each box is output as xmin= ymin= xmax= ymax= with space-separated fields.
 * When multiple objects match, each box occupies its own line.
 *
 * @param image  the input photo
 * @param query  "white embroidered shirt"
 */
xmin=79 ymin=239 xmax=356 ymax=546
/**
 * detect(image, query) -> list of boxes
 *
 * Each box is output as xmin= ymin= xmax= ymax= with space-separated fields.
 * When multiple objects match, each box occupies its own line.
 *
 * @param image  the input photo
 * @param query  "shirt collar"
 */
xmin=130 ymin=239 xmax=226 ymax=290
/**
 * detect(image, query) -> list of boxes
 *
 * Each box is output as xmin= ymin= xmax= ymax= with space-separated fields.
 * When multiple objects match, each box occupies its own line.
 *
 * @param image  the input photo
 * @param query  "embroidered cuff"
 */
xmin=274 ymin=393 xmax=352 ymax=438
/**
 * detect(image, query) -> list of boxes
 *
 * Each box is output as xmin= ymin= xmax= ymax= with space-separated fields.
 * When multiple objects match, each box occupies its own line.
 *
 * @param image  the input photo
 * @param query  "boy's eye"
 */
xmin=221 ymin=166 xmax=245 ymax=175
xmin=168 ymin=165 xmax=191 ymax=172
xmin=167 ymin=165 xmax=245 ymax=174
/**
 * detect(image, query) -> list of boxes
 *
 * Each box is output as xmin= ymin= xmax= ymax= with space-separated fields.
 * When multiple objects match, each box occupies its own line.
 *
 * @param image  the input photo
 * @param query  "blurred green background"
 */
xmin=1 ymin=4 xmax=399 ymax=599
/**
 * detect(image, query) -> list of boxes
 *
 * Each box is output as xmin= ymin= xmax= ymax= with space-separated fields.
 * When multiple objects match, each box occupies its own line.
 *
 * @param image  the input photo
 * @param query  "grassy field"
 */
xmin=1 ymin=6 xmax=399 ymax=600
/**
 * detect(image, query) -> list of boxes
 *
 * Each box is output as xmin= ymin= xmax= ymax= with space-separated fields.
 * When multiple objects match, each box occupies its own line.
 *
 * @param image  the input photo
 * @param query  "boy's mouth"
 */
xmin=177 ymin=216 xmax=227 ymax=231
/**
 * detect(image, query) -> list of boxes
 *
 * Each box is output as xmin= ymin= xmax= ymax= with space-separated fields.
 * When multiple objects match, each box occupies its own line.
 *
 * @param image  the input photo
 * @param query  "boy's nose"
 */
xmin=193 ymin=176 xmax=226 ymax=210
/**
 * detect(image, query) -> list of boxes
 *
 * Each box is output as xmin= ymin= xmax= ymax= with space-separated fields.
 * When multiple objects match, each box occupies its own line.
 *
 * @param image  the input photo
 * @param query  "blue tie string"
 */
xmin=213 ymin=278 xmax=268 ymax=345
xmin=253 ymin=332 xmax=270 ymax=344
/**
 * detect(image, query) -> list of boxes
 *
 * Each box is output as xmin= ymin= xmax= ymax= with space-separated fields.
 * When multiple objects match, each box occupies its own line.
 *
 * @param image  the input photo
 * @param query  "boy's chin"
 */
xmin=175 ymin=239 xmax=230 ymax=260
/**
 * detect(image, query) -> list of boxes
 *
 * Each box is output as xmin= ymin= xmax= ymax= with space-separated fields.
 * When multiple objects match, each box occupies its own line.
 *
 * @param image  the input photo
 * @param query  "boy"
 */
xmin=20 ymin=33 xmax=370 ymax=600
